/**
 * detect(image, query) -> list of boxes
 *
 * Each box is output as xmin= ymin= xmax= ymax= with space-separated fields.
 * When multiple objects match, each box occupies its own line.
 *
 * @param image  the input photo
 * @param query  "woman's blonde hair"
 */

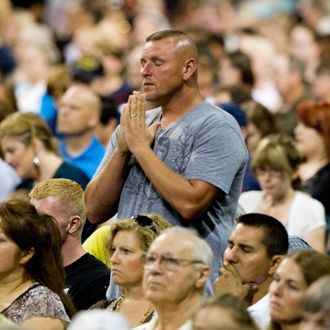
xmin=0 ymin=112 xmax=58 ymax=154
xmin=106 ymin=214 xmax=171 ymax=261
xmin=252 ymin=134 xmax=302 ymax=188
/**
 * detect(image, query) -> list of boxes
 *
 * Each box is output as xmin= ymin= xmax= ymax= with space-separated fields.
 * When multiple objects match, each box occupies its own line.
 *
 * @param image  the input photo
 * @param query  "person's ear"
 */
xmin=66 ymin=215 xmax=81 ymax=234
xmin=182 ymin=58 xmax=197 ymax=81
xmin=195 ymin=266 xmax=211 ymax=289
xmin=268 ymin=255 xmax=283 ymax=276
xmin=32 ymin=138 xmax=43 ymax=154
xmin=19 ymin=248 xmax=35 ymax=265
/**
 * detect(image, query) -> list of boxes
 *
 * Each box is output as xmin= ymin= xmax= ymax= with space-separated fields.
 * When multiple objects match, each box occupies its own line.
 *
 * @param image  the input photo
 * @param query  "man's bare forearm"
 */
xmin=132 ymin=145 xmax=219 ymax=220
xmin=85 ymin=148 xmax=130 ymax=224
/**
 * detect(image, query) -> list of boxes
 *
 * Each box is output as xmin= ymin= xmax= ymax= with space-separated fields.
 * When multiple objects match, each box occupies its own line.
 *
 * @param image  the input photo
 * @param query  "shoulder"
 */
xmin=22 ymin=285 xmax=69 ymax=320
xmin=239 ymin=191 xmax=262 ymax=202
xmin=90 ymin=136 xmax=106 ymax=152
xmin=294 ymin=192 xmax=325 ymax=210
xmin=55 ymin=162 xmax=90 ymax=188
xmin=26 ymin=285 xmax=62 ymax=303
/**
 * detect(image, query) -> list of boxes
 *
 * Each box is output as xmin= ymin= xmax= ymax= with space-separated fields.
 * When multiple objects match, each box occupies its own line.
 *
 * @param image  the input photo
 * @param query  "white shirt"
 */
xmin=248 ymin=293 xmax=270 ymax=330
xmin=239 ymin=191 xmax=326 ymax=237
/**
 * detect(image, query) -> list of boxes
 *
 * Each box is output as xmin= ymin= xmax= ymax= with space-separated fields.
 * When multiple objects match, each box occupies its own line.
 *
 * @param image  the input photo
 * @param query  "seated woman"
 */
xmin=0 ymin=112 xmax=89 ymax=191
xmin=239 ymin=133 xmax=326 ymax=251
xmin=0 ymin=200 xmax=75 ymax=330
xmin=269 ymin=250 xmax=330 ymax=330
xmin=295 ymin=100 xmax=330 ymax=250
xmin=242 ymin=100 xmax=279 ymax=192
xmin=91 ymin=214 xmax=171 ymax=328
xmin=300 ymin=275 xmax=330 ymax=330
xmin=0 ymin=112 xmax=95 ymax=240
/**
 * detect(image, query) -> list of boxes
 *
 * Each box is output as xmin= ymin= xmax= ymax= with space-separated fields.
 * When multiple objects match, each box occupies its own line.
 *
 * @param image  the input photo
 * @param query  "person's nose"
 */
xmin=110 ymin=250 xmax=120 ymax=265
xmin=141 ymin=62 xmax=152 ymax=77
xmin=145 ymin=257 xmax=163 ymax=274
xmin=270 ymin=280 xmax=283 ymax=297
xmin=224 ymin=247 xmax=239 ymax=264
xmin=4 ymin=153 xmax=13 ymax=165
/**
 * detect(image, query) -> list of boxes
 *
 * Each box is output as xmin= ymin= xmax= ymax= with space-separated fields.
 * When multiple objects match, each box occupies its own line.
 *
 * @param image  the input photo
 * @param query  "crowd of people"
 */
xmin=1 ymin=0 xmax=330 ymax=329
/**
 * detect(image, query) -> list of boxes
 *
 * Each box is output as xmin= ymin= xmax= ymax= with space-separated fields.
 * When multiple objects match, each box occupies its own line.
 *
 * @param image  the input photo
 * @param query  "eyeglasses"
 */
xmin=130 ymin=215 xmax=157 ymax=234
xmin=141 ymin=253 xmax=204 ymax=271
xmin=255 ymin=168 xmax=283 ymax=177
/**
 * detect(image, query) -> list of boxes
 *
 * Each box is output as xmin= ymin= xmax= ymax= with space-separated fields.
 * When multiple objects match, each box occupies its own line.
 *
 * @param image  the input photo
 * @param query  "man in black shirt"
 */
xmin=30 ymin=178 xmax=110 ymax=310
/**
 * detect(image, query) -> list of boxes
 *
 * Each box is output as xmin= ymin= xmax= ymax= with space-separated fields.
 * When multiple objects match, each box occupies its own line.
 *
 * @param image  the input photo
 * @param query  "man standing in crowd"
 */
xmin=85 ymin=29 xmax=248 ymax=283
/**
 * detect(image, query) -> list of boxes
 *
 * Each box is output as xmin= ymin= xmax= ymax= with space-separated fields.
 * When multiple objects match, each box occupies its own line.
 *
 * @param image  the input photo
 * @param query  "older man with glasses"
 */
xmin=134 ymin=227 xmax=213 ymax=330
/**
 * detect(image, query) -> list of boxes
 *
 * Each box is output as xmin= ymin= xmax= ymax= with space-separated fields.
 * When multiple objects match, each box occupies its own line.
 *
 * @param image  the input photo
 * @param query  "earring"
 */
xmin=32 ymin=156 xmax=40 ymax=168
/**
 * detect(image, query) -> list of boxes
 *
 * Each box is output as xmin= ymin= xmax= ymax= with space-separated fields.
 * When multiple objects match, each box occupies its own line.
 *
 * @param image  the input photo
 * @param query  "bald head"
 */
xmin=57 ymin=84 xmax=102 ymax=136
xmin=152 ymin=227 xmax=213 ymax=267
xmin=63 ymin=85 xmax=101 ymax=113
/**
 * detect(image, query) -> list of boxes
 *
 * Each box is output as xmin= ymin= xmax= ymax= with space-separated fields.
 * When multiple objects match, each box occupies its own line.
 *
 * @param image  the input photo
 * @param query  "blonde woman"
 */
xmin=91 ymin=214 xmax=171 ymax=328
xmin=239 ymin=134 xmax=326 ymax=251
xmin=0 ymin=112 xmax=89 ymax=191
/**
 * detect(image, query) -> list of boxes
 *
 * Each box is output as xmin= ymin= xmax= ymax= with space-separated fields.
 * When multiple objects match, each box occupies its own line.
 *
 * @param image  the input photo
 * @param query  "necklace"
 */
xmin=114 ymin=295 xmax=154 ymax=325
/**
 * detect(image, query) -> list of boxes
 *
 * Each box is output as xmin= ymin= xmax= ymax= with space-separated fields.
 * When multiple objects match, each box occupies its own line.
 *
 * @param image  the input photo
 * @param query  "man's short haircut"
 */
xmin=236 ymin=213 xmax=288 ymax=257
xmin=146 ymin=29 xmax=191 ymax=42
xmin=160 ymin=227 xmax=213 ymax=268
xmin=29 ymin=178 xmax=86 ymax=220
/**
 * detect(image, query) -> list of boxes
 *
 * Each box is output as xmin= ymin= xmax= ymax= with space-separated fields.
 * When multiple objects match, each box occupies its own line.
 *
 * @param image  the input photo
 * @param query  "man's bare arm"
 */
xmin=85 ymin=147 xmax=130 ymax=224
xmin=125 ymin=94 xmax=221 ymax=220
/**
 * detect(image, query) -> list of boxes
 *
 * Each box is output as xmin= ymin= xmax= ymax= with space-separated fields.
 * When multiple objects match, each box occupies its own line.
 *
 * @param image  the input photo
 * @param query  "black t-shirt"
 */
xmin=65 ymin=253 xmax=110 ymax=311
xmin=303 ymin=162 xmax=330 ymax=216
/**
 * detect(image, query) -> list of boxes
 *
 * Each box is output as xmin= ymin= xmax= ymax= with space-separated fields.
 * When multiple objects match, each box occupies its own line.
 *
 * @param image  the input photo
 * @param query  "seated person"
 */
xmin=0 ymin=200 xmax=75 ymax=329
xmin=90 ymin=214 xmax=171 ymax=328
xmin=134 ymin=227 xmax=213 ymax=330
xmin=214 ymin=213 xmax=288 ymax=330
xmin=300 ymin=275 xmax=330 ymax=330
xmin=192 ymin=293 xmax=258 ymax=330
xmin=30 ymin=178 xmax=110 ymax=311
xmin=269 ymin=250 xmax=330 ymax=330
xmin=239 ymin=133 xmax=326 ymax=251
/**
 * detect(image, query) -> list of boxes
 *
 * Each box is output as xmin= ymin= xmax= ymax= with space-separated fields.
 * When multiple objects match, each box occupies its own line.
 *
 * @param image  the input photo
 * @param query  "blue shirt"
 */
xmin=60 ymin=135 xmax=105 ymax=179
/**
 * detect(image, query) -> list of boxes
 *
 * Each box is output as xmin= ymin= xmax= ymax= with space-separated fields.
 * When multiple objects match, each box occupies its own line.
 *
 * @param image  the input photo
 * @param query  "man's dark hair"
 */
xmin=236 ymin=213 xmax=288 ymax=257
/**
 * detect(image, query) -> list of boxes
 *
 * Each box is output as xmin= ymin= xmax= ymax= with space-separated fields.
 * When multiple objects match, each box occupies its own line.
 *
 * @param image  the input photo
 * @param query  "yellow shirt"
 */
xmin=83 ymin=226 xmax=111 ymax=266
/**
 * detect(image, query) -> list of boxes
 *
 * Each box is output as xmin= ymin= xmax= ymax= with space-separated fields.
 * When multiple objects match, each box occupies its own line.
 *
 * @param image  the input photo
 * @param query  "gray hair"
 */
xmin=160 ymin=227 xmax=213 ymax=268
xmin=304 ymin=275 xmax=330 ymax=315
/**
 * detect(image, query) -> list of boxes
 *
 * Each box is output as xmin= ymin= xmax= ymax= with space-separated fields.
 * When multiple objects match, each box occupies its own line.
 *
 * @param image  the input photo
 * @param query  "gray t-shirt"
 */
xmin=98 ymin=101 xmax=248 ymax=284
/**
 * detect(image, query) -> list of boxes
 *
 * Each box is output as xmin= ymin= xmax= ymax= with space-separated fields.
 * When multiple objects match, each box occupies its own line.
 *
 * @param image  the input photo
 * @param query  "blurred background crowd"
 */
xmin=1 ymin=1 xmax=330 ymax=329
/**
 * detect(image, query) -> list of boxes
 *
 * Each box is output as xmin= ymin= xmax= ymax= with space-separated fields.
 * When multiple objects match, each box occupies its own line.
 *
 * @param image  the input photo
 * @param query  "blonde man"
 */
xmin=30 ymin=178 xmax=110 ymax=311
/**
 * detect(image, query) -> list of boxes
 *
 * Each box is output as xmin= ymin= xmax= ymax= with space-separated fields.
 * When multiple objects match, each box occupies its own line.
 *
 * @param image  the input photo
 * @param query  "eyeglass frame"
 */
xmin=141 ymin=253 xmax=205 ymax=271
xmin=254 ymin=167 xmax=283 ymax=177
xmin=130 ymin=215 xmax=157 ymax=234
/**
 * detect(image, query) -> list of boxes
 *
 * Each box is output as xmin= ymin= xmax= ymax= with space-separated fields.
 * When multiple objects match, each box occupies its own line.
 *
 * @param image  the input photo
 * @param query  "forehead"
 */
xmin=149 ymin=233 xmax=193 ymax=256
xmin=60 ymin=88 xmax=90 ymax=106
xmin=276 ymin=258 xmax=306 ymax=284
xmin=230 ymin=223 xmax=265 ymax=246
xmin=142 ymin=38 xmax=181 ymax=58
xmin=113 ymin=230 xmax=141 ymax=247
xmin=31 ymin=196 xmax=65 ymax=219
xmin=1 ymin=136 xmax=25 ymax=147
